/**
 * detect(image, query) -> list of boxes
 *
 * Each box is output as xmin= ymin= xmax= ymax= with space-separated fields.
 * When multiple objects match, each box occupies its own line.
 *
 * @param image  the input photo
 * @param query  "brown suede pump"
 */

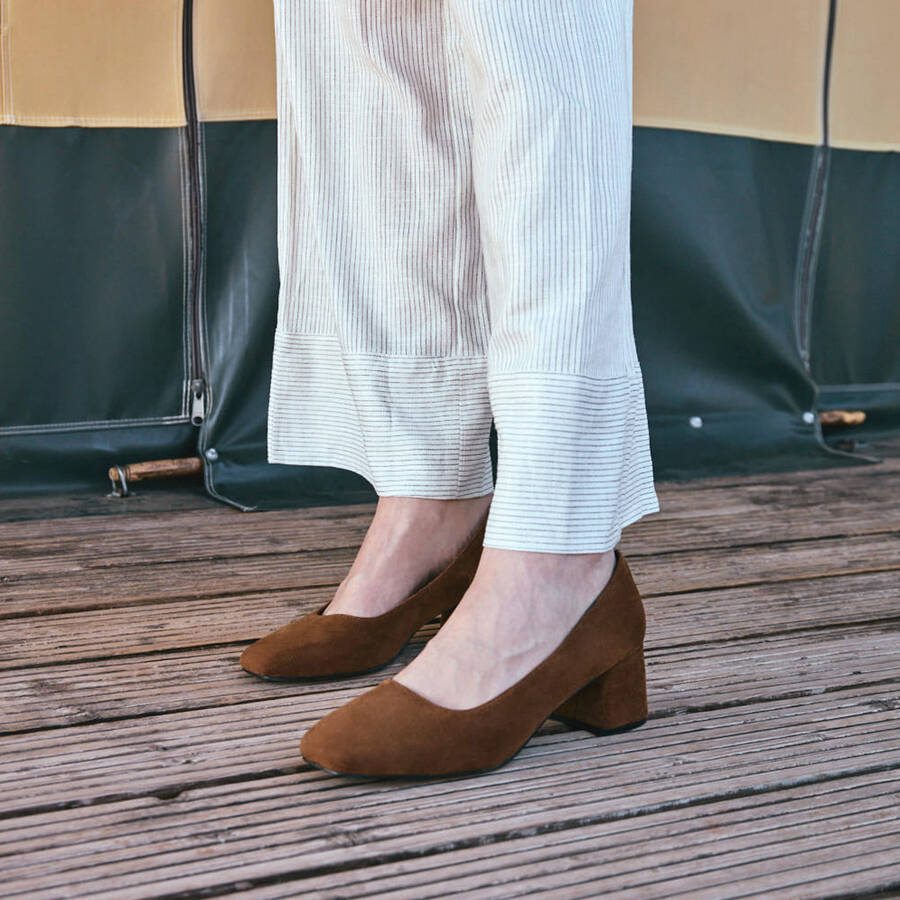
xmin=239 ymin=513 xmax=488 ymax=681
xmin=300 ymin=547 xmax=648 ymax=777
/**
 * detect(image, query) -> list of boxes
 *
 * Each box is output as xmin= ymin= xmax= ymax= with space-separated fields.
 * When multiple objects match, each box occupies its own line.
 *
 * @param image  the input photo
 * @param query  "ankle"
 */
xmin=323 ymin=493 xmax=492 ymax=617
xmin=473 ymin=545 xmax=615 ymax=595
xmin=376 ymin=493 xmax=492 ymax=532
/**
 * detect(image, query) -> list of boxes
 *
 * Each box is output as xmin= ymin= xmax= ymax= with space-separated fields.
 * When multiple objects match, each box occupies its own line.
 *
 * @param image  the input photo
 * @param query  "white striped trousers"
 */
xmin=266 ymin=0 xmax=661 ymax=553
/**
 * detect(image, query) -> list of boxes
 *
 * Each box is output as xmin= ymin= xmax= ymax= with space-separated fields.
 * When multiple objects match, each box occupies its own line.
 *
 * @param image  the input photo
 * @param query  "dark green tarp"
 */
xmin=1 ymin=122 xmax=897 ymax=505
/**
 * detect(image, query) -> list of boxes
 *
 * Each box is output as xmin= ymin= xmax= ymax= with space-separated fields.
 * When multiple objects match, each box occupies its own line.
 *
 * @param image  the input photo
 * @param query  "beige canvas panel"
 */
xmin=3 ymin=0 xmax=892 ymax=145
xmin=0 ymin=0 xmax=185 ymax=127
xmin=194 ymin=0 xmax=276 ymax=122
xmin=634 ymin=0 xmax=829 ymax=146
xmin=829 ymin=0 xmax=900 ymax=151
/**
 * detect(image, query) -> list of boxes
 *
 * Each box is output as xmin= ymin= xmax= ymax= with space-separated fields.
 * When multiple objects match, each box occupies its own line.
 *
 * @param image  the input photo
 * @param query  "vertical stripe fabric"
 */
xmin=267 ymin=0 xmax=661 ymax=553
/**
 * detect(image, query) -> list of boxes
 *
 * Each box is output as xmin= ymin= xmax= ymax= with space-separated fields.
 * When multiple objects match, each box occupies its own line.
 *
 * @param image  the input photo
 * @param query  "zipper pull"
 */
xmin=190 ymin=378 xmax=206 ymax=425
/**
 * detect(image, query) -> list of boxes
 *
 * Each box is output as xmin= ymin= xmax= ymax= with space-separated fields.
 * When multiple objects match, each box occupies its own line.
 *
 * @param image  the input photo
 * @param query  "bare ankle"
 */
xmin=377 ymin=493 xmax=492 ymax=525
xmin=324 ymin=493 xmax=492 ymax=617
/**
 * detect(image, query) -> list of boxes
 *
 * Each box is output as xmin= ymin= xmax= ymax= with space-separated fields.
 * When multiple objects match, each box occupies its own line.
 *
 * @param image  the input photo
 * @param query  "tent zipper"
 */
xmin=182 ymin=0 xmax=207 ymax=426
xmin=793 ymin=0 xmax=837 ymax=374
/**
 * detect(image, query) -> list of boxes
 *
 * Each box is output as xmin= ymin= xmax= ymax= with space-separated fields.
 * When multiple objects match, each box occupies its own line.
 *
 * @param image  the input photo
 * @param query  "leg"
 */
xmin=395 ymin=0 xmax=660 ymax=706
xmin=459 ymin=0 xmax=659 ymax=555
xmin=267 ymin=0 xmax=494 ymax=497
xmin=266 ymin=1 xmax=495 ymax=614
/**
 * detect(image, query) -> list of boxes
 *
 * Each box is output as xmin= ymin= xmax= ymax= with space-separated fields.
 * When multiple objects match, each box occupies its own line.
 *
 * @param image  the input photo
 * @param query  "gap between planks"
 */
xmin=1 ymin=720 xmax=897 ymax=898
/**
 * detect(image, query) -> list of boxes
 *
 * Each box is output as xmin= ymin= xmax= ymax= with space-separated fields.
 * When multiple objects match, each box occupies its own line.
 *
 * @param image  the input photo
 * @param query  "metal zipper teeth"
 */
xmin=181 ymin=0 xmax=206 ymax=425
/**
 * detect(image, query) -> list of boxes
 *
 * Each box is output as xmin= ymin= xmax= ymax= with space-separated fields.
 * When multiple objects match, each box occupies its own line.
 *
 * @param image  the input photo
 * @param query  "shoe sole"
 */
xmin=239 ymin=653 xmax=401 ymax=684
xmin=547 ymin=713 xmax=648 ymax=738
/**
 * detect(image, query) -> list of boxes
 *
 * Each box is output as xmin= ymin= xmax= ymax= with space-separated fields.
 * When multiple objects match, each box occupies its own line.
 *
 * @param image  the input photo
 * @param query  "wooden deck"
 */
xmin=2 ymin=439 xmax=899 ymax=898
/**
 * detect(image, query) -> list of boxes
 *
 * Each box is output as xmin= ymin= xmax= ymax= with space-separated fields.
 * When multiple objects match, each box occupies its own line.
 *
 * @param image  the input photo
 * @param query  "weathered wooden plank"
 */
xmin=0 ymin=679 xmax=896 ymax=821
xmin=300 ymin=827 xmax=900 ymax=900
xmin=0 ymin=482 xmax=221 ymax=525
xmin=3 ymin=463 xmax=899 ymax=579
xmin=0 ymin=438 xmax=895 ymax=898
xmin=11 ymin=774 xmax=891 ymax=898
xmin=11 ymin=799 xmax=900 ymax=900
xmin=1 ymin=619 xmax=896 ymax=735
xmin=0 ymin=694 xmax=896 ymax=898
xmin=0 ymin=587 xmax=324 ymax=668
xmin=0 ymin=548 xmax=353 ymax=617
xmin=0 ymin=507 xmax=373 ymax=577
xmin=3 ymin=529 xmax=899 ymax=619
xmin=489 ymin=842 xmax=900 ymax=900
xmin=2 ymin=566 xmax=896 ymax=672
xmin=0 ymin=499 xmax=363 ymax=541
xmin=240 ymin=772 xmax=900 ymax=900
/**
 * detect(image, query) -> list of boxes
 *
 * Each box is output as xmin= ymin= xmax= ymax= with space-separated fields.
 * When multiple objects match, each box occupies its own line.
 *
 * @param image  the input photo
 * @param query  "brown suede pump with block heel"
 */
xmin=300 ymin=547 xmax=648 ymax=777
xmin=240 ymin=514 xmax=488 ymax=681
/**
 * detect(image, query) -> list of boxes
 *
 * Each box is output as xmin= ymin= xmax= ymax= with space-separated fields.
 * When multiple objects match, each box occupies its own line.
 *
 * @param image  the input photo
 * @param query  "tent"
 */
xmin=1 ymin=0 xmax=897 ymax=509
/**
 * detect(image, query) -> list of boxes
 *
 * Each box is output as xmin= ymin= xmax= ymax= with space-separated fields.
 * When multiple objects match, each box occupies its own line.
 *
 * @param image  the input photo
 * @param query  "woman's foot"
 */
xmin=323 ymin=493 xmax=493 ymax=617
xmin=393 ymin=546 xmax=617 ymax=708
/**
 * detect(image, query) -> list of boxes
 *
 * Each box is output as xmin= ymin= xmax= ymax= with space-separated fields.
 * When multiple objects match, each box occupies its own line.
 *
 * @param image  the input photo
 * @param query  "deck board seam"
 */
xmin=103 ymin=762 xmax=900 ymax=900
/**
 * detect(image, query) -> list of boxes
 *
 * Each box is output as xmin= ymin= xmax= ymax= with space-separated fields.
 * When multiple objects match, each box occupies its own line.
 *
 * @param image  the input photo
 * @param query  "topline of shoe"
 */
xmin=239 ymin=514 xmax=488 ymax=681
xmin=299 ymin=547 xmax=649 ymax=777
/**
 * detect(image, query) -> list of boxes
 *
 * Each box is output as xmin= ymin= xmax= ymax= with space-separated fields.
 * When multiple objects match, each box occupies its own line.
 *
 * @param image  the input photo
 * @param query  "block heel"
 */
xmin=551 ymin=647 xmax=648 ymax=734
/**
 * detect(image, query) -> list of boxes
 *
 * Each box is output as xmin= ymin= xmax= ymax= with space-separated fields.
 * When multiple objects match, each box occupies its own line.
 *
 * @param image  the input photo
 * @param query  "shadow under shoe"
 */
xmin=239 ymin=514 xmax=488 ymax=681
xmin=299 ymin=547 xmax=648 ymax=777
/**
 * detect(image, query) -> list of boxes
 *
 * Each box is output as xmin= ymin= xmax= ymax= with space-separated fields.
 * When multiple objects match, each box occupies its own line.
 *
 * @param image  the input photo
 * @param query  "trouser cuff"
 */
xmin=483 ymin=367 xmax=660 ymax=553
xmin=267 ymin=330 xmax=495 ymax=498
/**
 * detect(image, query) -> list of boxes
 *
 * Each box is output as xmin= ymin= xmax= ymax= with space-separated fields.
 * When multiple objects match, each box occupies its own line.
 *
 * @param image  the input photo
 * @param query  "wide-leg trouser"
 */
xmin=266 ymin=0 xmax=661 ymax=553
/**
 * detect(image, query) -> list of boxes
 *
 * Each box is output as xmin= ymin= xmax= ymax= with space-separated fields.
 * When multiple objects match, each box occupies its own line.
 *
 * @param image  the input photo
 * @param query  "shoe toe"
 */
xmin=300 ymin=713 xmax=360 ymax=774
xmin=299 ymin=680 xmax=479 ymax=777
xmin=299 ymin=682 xmax=409 ymax=776
xmin=241 ymin=633 xmax=328 ymax=680
xmin=241 ymin=611 xmax=396 ymax=680
xmin=239 ymin=637 xmax=282 ymax=678
xmin=240 ymin=615 xmax=341 ymax=679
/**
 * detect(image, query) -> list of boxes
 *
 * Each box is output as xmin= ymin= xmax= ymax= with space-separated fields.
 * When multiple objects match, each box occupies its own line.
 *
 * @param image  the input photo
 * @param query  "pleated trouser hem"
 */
xmin=267 ymin=329 xmax=496 ymax=499
xmin=268 ymin=329 xmax=660 ymax=554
